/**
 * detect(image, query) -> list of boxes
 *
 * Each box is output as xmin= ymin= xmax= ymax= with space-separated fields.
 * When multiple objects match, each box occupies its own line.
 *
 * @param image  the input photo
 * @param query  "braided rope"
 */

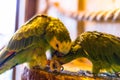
xmin=50 ymin=2 xmax=120 ymax=22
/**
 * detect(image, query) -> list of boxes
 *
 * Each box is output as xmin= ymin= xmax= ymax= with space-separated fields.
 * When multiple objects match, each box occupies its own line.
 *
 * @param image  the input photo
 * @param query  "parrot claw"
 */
xmin=50 ymin=60 xmax=64 ymax=72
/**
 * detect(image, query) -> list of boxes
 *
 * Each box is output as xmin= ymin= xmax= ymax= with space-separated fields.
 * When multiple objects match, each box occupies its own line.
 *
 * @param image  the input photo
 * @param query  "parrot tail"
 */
xmin=0 ymin=48 xmax=18 ymax=74
xmin=0 ymin=47 xmax=16 ymax=67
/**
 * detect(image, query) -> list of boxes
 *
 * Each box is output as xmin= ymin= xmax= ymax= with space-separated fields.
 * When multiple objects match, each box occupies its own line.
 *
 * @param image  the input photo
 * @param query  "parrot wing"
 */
xmin=80 ymin=31 xmax=120 ymax=67
xmin=0 ymin=15 xmax=50 ymax=66
xmin=7 ymin=15 xmax=50 ymax=51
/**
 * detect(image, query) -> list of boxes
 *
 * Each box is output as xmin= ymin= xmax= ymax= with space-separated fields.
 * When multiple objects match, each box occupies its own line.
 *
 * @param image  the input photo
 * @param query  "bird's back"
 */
xmin=79 ymin=31 xmax=120 ymax=66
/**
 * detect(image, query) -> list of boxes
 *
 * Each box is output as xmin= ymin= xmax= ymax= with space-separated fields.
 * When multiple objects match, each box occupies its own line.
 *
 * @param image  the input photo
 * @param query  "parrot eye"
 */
xmin=56 ymin=44 xmax=59 ymax=48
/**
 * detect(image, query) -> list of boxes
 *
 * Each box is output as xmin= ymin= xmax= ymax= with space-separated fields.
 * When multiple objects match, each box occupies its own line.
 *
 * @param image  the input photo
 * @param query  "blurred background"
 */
xmin=0 ymin=0 xmax=120 ymax=80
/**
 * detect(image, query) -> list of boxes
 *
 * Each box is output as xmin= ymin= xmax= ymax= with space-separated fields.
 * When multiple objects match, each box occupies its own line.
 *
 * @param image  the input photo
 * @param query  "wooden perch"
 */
xmin=21 ymin=67 xmax=120 ymax=80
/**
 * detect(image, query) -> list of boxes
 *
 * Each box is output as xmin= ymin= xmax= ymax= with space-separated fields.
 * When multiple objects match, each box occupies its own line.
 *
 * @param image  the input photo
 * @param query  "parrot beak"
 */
xmin=53 ymin=50 xmax=65 ymax=57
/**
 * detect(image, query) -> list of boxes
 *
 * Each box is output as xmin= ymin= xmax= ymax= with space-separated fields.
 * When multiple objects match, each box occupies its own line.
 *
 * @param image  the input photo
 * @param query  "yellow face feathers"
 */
xmin=50 ymin=37 xmax=71 ymax=54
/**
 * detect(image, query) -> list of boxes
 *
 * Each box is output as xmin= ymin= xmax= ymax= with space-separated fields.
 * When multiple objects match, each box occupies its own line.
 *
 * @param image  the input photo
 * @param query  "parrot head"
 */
xmin=45 ymin=17 xmax=71 ymax=56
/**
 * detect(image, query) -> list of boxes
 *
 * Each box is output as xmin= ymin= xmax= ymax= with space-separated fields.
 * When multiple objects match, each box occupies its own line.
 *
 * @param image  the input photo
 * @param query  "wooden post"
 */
xmin=12 ymin=0 xmax=20 ymax=80
xmin=77 ymin=0 xmax=86 ymax=35
xmin=24 ymin=0 xmax=38 ymax=21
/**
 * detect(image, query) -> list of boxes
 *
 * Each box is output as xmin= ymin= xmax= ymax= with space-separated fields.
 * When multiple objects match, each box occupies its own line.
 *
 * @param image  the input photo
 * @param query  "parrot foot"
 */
xmin=50 ymin=60 xmax=64 ymax=73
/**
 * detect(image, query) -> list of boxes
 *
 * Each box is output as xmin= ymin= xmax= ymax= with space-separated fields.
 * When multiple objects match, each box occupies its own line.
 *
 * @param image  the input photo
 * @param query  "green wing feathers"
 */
xmin=0 ymin=15 xmax=51 ymax=73
xmin=13 ymin=15 xmax=50 ymax=40
xmin=6 ymin=15 xmax=50 ymax=51
xmin=79 ymin=31 xmax=120 ymax=73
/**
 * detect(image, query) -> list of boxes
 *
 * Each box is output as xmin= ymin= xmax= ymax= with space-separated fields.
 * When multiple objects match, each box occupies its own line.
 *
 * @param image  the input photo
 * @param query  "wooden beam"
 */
xmin=77 ymin=0 xmax=86 ymax=35
xmin=24 ymin=0 xmax=38 ymax=21
xmin=21 ymin=67 xmax=118 ymax=80
xmin=12 ymin=0 xmax=20 ymax=80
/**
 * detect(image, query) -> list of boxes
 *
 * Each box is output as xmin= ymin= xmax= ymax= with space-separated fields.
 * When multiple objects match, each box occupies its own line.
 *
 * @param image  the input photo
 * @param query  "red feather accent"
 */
xmin=5 ymin=51 xmax=15 ymax=58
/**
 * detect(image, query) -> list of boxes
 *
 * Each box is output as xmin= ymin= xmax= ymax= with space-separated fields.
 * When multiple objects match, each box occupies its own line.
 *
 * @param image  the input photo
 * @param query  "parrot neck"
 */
xmin=58 ymin=48 xmax=87 ymax=64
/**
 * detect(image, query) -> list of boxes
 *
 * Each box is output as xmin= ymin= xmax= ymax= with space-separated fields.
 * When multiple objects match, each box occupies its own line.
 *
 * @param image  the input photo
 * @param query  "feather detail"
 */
xmin=4 ymin=51 xmax=15 ymax=59
xmin=0 ymin=51 xmax=16 ymax=67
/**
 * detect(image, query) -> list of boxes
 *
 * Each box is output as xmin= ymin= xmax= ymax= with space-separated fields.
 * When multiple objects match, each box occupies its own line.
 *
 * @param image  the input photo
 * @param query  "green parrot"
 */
xmin=0 ymin=14 xmax=71 ymax=74
xmin=52 ymin=31 xmax=120 ymax=76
